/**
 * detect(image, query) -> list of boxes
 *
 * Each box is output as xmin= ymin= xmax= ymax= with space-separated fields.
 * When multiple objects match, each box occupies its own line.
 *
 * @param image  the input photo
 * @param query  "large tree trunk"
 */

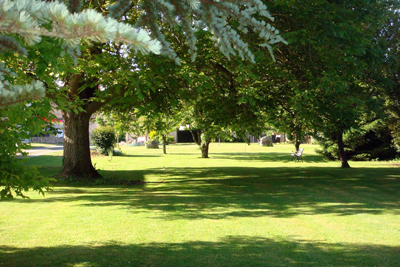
xmin=337 ymin=130 xmax=351 ymax=168
xmin=61 ymin=110 xmax=101 ymax=179
xmin=162 ymin=134 xmax=167 ymax=154
xmin=201 ymin=138 xmax=211 ymax=158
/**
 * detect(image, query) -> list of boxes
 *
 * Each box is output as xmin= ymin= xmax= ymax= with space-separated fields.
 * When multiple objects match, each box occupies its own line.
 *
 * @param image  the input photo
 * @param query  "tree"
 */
xmin=144 ymin=114 xmax=179 ymax=154
xmin=0 ymin=0 xmax=159 ymax=198
xmin=34 ymin=0 xmax=286 ymax=178
xmin=383 ymin=9 xmax=400 ymax=154
xmin=173 ymin=31 xmax=266 ymax=158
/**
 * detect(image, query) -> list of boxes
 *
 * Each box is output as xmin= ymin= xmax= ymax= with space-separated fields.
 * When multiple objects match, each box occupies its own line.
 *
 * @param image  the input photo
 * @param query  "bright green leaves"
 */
xmin=0 ymin=98 xmax=56 ymax=199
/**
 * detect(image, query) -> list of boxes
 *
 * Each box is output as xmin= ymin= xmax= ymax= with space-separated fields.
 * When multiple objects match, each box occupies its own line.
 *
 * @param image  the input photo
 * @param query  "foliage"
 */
xmin=0 ymin=0 xmax=161 ymax=107
xmin=385 ymin=58 xmax=400 ymax=153
xmin=248 ymin=0 xmax=399 ymax=167
xmin=0 ymin=99 xmax=56 ymax=199
xmin=145 ymin=139 xmax=159 ymax=149
xmin=316 ymin=120 xmax=399 ymax=161
xmin=157 ymin=135 xmax=174 ymax=145
xmin=314 ymin=133 xmax=339 ymax=161
xmin=91 ymin=126 xmax=117 ymax=156
xmin=0 ymin=157 xmax=53 ymax=200
xmin=95 ymin=113 xmax=127 ymax=142
xmin=40 ymin=0 xmax=286 ymax=178
xmin=260 ymin=136 xmax=273 ymax=147
xmin=162 ymin=29 xmax=269 ymax=157
xmin=131 ymin=0 xmax=286 ymax=64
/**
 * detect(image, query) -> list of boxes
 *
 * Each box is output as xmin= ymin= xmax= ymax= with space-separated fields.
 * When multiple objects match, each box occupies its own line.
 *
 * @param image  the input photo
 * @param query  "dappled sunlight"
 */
xmin=211 ymin=152 xmax=325 ymax=163
xmin=7 ymin=144 xmax=400 ymax=266
xmin=18 ymin=165 xmax=400 ymax=220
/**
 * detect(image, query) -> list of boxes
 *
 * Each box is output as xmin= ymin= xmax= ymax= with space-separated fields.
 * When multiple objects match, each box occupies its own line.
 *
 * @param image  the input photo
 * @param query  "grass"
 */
xmin=29 ymin=143 xmax=63 ymax=148
xmin=1 ymin=143 xmax=399 ymax=266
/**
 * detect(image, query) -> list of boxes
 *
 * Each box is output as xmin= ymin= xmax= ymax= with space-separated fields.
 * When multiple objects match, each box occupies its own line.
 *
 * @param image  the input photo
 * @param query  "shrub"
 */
xmin=117 ymin=133 xmax=126 ymax=142
xmin=260 ymin=136 xmax=273 ymax=147
xmin=113 ymin=150 xmax=123 ymax=156
xmin=351 ymin=153 xmax=371 ymax=161
xmin=157 ymin=135 xmax=175 ymax=145
xmin=91 ymin=126 xmax=117 ymax=155
xmin=145 ymin=139 xmax=159 ymax=149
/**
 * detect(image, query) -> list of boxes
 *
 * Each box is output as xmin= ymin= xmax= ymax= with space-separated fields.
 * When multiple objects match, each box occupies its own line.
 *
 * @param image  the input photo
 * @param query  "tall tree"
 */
xmin=0 ymin=0 xmax=159 ymax=198
xmin=384 ymin=8 xmax=400 ymax=154
xmin=175 ymin=31 xmax=265 ymax=158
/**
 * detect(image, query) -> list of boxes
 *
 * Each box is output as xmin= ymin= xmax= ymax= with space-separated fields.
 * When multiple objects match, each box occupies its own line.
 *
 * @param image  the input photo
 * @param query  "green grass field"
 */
xmin=1 ymin=143 xmax=399 ymax=266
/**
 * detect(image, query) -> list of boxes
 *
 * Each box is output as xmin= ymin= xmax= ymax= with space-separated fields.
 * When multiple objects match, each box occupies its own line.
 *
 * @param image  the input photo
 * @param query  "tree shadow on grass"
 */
xmin=110 ymin=154 xmax=161 ymax=158
xmin=211 ymin=152 xmax=325 ymax=163
xmin=0 ymin=236 xmax=399 ymax=267
xmin=19 ymin=166 xmax=400 ymax=220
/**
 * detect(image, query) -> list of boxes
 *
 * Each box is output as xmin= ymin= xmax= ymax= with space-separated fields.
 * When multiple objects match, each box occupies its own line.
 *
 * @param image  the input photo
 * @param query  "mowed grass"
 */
xmin=1 ymin=143 xmax=400 ymax=266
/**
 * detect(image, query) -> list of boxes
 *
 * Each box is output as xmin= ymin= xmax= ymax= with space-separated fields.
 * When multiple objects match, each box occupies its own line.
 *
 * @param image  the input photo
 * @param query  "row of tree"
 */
xmin=113 ymin=0 xmax=400 ymax=167
xmin=1 ymin=0 xmax=400 ymax=198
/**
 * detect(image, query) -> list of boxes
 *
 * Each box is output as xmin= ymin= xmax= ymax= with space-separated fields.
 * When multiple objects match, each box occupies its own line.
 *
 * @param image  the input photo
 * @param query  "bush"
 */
xmin=145 ymin=139 xmax=159 ymax=149
xmin=259 ymin=136 xmax=273 ymax=147
xmin=117 ymin=133 xmax=126 ymax=142
xmin=113 ymin=150 xmax=123 ymax=156
xmin=91 ymin=126 xmax=117 ymax=155
xmin=351 ymin=153 xmax=371 ymax=161
xmin=157 ymin=135 xmax=175 ymax=145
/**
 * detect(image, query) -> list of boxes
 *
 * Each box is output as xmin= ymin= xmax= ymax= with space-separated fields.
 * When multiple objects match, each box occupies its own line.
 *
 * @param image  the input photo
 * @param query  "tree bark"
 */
xmin=295 ymin=140 xmax=301 ymax=152
xmin=162 ymin=134 xmax=167 ymax=154
xmin=294 ymin=131 xmax=301 ymax=151
xmin=61 ymin=110 xmax=101 ymax=179
xmin=337 ymin=130 xmax=351 ymax=168
xmin=189 ymin=129 xmax=201 ymax=145
xmin=201 ymin=138 xmax=211 ymax=158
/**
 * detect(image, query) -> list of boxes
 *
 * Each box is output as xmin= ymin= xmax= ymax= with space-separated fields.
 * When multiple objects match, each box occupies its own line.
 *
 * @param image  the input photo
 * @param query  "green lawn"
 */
xmin=29 ymin=143 xmax=63 ymax=148
xmin=1 ymin=143 xmax=399 ymax=266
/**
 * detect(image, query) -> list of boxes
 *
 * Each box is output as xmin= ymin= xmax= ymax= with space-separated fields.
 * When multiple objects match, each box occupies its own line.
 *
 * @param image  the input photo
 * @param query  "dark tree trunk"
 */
xmin=201 ymin=138 xmax=211 ymax=158
xmin=162 ymin=134 xmax=167 ymax=154
xmin=337 ymin=130 xmax=351 ymax=168
xmin=61 ymin=110 xmax=101 ymax=179
xmin=295 ymin=140 xmax=301 ymax=152
xmin=294 ymin=130 xmax=302 ymax=151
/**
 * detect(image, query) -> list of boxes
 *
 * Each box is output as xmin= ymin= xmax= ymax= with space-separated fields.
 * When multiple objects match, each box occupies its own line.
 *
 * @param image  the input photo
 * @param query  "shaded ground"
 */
xmin=1 ymin=237 xmax=399 ymax=267
xmin=18 ymin=161 xmax=400 ymax=220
